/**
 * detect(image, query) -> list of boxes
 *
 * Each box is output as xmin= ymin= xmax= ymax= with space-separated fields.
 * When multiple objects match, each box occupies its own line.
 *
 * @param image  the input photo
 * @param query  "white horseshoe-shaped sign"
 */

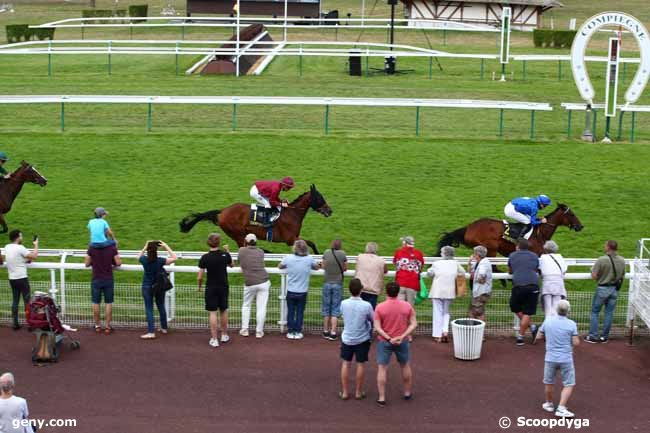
xmin=571 ymin=12 xmax=650 ymax=105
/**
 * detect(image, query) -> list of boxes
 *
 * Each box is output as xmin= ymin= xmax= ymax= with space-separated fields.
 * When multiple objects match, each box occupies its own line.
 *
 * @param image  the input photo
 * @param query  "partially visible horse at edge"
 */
xmin=436 ymin=204 xmax=584 ymax=258
xmin=179 ymin=184 xmax=332 ymax=254
xmin=0 ymin=161 xmax=48 ymax=233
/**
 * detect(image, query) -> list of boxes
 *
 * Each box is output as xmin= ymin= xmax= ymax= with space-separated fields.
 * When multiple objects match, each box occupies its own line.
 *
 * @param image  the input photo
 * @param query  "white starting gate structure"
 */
xmin=628 ymin=238 xmax=650 ymax=341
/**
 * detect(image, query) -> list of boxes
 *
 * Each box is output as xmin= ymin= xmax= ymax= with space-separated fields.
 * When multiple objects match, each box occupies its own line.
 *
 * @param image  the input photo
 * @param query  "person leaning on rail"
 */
xmin=238 ymin=233 xmax=270 ymax=339
xmin=539 ymin=241 xmax=568 ymax=318
xmin=354 ymin=242 xmax=388 ymax=310
xmin=3 ymin=230 xmax=38 ymax=331
xmin=320 ymin=239 xmax=347 ymax=341
xmin=468 ymin=245 xmax=492 ymax=323
xmin=138 ymin=240 xmax=177 ymax=340
xmin=279 ymin=239 xmax=320 ymax=340
xmin=585 ymin=240 xmax=625 ymax=344
xmin=427 ymin=246 xmax=465 ymax=343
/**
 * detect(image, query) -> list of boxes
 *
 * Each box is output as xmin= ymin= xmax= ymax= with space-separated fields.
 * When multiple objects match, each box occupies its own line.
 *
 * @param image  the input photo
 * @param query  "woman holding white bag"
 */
xmin=427 ymin=246 xmax=465 ymax=343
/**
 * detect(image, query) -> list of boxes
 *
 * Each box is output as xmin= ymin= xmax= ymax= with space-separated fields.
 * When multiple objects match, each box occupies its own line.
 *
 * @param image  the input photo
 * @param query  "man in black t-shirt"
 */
xmin=198 ymin=233 xmax=233 ymax=348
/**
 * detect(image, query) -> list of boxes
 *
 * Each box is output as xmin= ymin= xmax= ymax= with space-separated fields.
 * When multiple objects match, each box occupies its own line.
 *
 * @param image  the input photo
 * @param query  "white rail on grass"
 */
xmin=0 ymin=95 xmax=553 ymax=111
xmin=561 ymin=103 xmax=650 ymax=113
xmin=31 ymin=16 xmax=501 ymax=32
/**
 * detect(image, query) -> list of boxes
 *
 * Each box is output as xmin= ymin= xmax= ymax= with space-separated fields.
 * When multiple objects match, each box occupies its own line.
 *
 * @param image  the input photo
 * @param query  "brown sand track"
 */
xmin=1 ymin=328 xmax=649 ymax=433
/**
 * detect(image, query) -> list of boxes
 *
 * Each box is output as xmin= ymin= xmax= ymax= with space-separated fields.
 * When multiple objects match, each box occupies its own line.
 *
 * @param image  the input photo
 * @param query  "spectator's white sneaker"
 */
xmin=555 ymin=407 xmax=574 ymax=418
xmin=239 ymin=329 xmax=249 ymax=337
xmin=220 ymin=334 xmax=230 ymax=343
xmin=256 ymin=331 xmax=264 ymax=339
xmin=542 ymin=402 xmax=555 ymax=413
xmin=140 ymin=333 xmax=156 ymax=340
xmin=209 ymin=338 xmax=219 ymax=348
xmin=286 ymin=332 xmax=295 ymax=340
xmin=295 ymin=333 xmax=304 ymax=340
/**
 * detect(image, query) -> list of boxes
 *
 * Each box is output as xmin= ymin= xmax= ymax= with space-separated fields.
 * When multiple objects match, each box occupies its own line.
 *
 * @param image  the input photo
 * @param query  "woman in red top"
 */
xmin=392 ymin=236 xmax=424 ymax=306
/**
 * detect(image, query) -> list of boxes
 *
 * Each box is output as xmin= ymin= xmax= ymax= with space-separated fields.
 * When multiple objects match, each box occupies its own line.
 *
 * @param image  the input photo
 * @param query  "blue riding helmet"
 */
xmin=0 ymin=151 xmax=8 ymax=161
xmin=536 ymin=194 xmax=551 ymax=207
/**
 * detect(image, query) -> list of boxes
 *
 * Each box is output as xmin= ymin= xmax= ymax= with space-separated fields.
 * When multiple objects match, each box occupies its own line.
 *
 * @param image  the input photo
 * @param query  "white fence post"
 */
xmin=167 ymin=262 xmax=176 ymax=322
xmin=59 ymin=252 xmax=67 ymax=318
xmin=279 ymin=273 xmax=287 ymax=333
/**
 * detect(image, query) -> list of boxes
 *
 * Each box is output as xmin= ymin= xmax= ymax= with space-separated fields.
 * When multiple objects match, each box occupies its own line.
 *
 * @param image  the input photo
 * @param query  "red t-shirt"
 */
xmin=374 ymin=297 xmax=415 ymax=341
xmin=393 ymin=246 xmax=424 ymax=290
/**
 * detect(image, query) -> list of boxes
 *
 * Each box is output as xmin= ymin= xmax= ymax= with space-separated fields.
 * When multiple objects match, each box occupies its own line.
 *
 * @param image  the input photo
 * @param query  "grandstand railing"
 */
xmin=0 ymin=250 xmax=644 ymax=337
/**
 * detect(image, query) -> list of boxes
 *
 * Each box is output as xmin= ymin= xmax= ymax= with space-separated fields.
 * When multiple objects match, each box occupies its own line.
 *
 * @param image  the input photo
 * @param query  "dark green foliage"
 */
xmin=533 ymin=29 xmax=576 ymax=48
xmin=5 ymin=25 xmax=55 ymax=43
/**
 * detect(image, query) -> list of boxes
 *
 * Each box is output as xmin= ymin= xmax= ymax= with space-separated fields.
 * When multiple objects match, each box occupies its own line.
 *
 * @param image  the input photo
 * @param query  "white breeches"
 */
xmin=504 ymin=202 xmax=531 ymax=225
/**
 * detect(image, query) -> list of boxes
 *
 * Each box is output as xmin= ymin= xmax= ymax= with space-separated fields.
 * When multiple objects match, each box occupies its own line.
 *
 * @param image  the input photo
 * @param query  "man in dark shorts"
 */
xmin=198 ymin=233 xmax=233 ymax=348
xmin=508 ymin=238 xmax=540 ymax=346
xmin=339 ymin=278 xmax=374 ymax=400
xmin=85 ymin=242 xmax=121 ymax=334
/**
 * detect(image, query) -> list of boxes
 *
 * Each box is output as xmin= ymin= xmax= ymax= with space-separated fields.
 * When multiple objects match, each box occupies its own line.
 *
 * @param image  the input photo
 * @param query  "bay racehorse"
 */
xmin=179 ymin=184 xmax=332 ymax=253
xmin=436 ymin=204 xmax=584 ymax=258
xmin=0 ymin=161 xmax=48 ymax=233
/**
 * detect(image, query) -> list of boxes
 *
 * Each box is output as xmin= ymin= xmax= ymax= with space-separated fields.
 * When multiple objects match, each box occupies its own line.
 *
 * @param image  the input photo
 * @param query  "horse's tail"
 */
xmin=436 ymin=227 xmax=467 ymax=256
xmin=179 ymin=209 xmax=221 ymax=233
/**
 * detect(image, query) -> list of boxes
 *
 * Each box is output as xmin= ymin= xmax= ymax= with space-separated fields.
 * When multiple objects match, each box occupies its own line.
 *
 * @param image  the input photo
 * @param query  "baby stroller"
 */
xmin=28 ymin=292 xmax=80 ymax=364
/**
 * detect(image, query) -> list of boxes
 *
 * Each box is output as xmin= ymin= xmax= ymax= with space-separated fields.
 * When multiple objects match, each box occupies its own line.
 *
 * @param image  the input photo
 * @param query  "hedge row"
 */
xmin=6 ymin=25 xmax=56 ymax=43
xmin=533 ymin=29 xmax=577 ymax=49
xmin=82 ymin=9 xmax=127 ymax=24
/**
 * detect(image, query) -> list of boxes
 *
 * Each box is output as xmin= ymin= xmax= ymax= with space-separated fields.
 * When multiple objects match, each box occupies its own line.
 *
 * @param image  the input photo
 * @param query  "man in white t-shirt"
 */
xmin=3 ymin=230 xmax=38 ymax=330
xmin=0 ymin=372 xmax=34 ymax=433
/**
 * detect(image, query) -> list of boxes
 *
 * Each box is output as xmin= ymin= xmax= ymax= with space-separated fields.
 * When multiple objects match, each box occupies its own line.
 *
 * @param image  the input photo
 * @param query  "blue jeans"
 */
xmin=588 ymin=285 xmax=619 ymax=338
xmin=286 ymin=291 xmax=307 ymax=334
xmin=142 ymin=285 xmax=167 ymax=333
xmin=321 ymin=282 xmax=343 ymax=317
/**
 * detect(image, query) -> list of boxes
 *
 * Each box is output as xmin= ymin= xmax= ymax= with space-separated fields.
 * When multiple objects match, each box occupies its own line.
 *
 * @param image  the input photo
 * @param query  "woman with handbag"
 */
xmin=138 ymin=240 xmax=177 ymax=340
xmin=427 ymin=246 xmax=465 ymax=343
xmin=539 ymin=241 xmax=568 ymax=317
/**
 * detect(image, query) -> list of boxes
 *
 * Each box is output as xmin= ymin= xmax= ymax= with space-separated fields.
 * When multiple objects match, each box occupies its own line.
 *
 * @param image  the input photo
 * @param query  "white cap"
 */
xmin=245 ymin=233 xmax=257 ymax=243
xmin=401 ymin=235 xmax=415 ymax=246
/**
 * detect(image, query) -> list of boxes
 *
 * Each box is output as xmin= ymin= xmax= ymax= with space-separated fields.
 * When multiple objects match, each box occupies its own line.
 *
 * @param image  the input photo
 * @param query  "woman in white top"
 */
xmin=539 ymin=241 xmax=568 ymax=316
xmin=427 ymin=246 xmax=465 ymax=343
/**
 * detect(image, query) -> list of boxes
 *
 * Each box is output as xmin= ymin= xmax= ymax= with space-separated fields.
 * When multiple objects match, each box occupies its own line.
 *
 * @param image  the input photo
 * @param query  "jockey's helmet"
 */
xmin=0 ymin=152 xmax=8 ymax=162
xmin=536 ymin=194 xmax=551 ymax=207
xmin=281 ymin=176 xmax=295 ymax=188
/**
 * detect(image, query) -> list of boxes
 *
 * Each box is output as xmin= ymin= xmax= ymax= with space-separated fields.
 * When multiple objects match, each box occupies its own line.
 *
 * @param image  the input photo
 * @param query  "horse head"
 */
xmin=16 ymin=160 xmax=47 ymax=187
xmin=309 ymin=184 xmax=332 ymax=217
xmin=546 ymin=203 xmax=583 ymax=232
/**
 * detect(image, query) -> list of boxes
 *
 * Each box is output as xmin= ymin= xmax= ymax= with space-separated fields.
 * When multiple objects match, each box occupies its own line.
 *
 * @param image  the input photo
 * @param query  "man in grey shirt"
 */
xmin=508 ymin=238 xmax=540 ymax=346
xmin=339 ymin=278 xmax=374 ymax=400
xmin=321 ymin=239 xmax=347 ymax=341
xmin=0 ymin=372 xmax=34 ymax=433
xmin=238 ymin=233 xmax=270 ymax=338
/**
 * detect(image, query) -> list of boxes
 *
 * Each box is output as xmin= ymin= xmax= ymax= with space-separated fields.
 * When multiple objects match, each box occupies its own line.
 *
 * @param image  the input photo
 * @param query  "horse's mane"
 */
xmin=10 ymin=162 xmax=29 ymax=176
xmin=290 ymin=190 xmax=310 ymax=205
xmin=544 ymin=203 xmax=568 ymax=219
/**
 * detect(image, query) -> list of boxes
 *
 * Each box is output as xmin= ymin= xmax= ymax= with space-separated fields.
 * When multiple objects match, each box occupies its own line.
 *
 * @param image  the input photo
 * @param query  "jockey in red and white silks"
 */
xmin=250 ymin=177 xmax=295 ymax=210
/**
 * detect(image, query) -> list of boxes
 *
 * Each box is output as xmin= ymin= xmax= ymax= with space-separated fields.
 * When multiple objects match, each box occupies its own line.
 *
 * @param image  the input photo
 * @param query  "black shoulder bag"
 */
xmin=152 ymin=262 xmax=174 ymax=296
xmin=607 ymin=255 xmax=624 ymax=291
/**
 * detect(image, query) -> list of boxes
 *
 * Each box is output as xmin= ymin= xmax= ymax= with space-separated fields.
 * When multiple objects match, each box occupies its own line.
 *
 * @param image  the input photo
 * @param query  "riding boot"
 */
xmin=521 ymin=225 xmax=532 ymax=239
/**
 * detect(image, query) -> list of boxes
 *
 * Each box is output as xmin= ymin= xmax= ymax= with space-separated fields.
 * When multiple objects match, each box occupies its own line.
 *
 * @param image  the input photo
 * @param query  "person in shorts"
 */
xmin=85 ymin=240 xmax=121 ymax=334
xmin=198 ymin=233 xmax=233 ymax=348
xmin=374 ymin=282 xmax=417 ymax=406
xmin=534 ymin=300 xmax=579 ymax=418
xmin=321 ymin=239 xmax=347 ymax=341
xmin=339 ymin=278 xmax=374 ymax=400
xmin=508 ymin=238 xmax=540 ymax=346
xmin=392 ymin=236 xmax=424 ymax=305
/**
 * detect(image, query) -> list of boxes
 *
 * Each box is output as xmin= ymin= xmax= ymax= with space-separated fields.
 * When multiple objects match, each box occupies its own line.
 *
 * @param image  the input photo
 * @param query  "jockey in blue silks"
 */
xmin=503 ymin=195 xmax=551 ymax=239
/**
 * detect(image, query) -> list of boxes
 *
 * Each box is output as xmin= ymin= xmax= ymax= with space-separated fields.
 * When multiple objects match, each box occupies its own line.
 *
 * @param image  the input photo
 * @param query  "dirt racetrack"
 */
xmin=1 ymin=328 xmax=649 ymax=433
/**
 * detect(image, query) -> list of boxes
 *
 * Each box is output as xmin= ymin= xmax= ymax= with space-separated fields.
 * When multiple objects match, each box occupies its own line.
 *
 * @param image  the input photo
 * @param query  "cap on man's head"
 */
xmin=245 ymin=233 xmax=257 ymax=243
xmin=401 ymin=235 xmax=415 ymax=246
xmin=94 ymin=207 xmax=108 ymax=217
